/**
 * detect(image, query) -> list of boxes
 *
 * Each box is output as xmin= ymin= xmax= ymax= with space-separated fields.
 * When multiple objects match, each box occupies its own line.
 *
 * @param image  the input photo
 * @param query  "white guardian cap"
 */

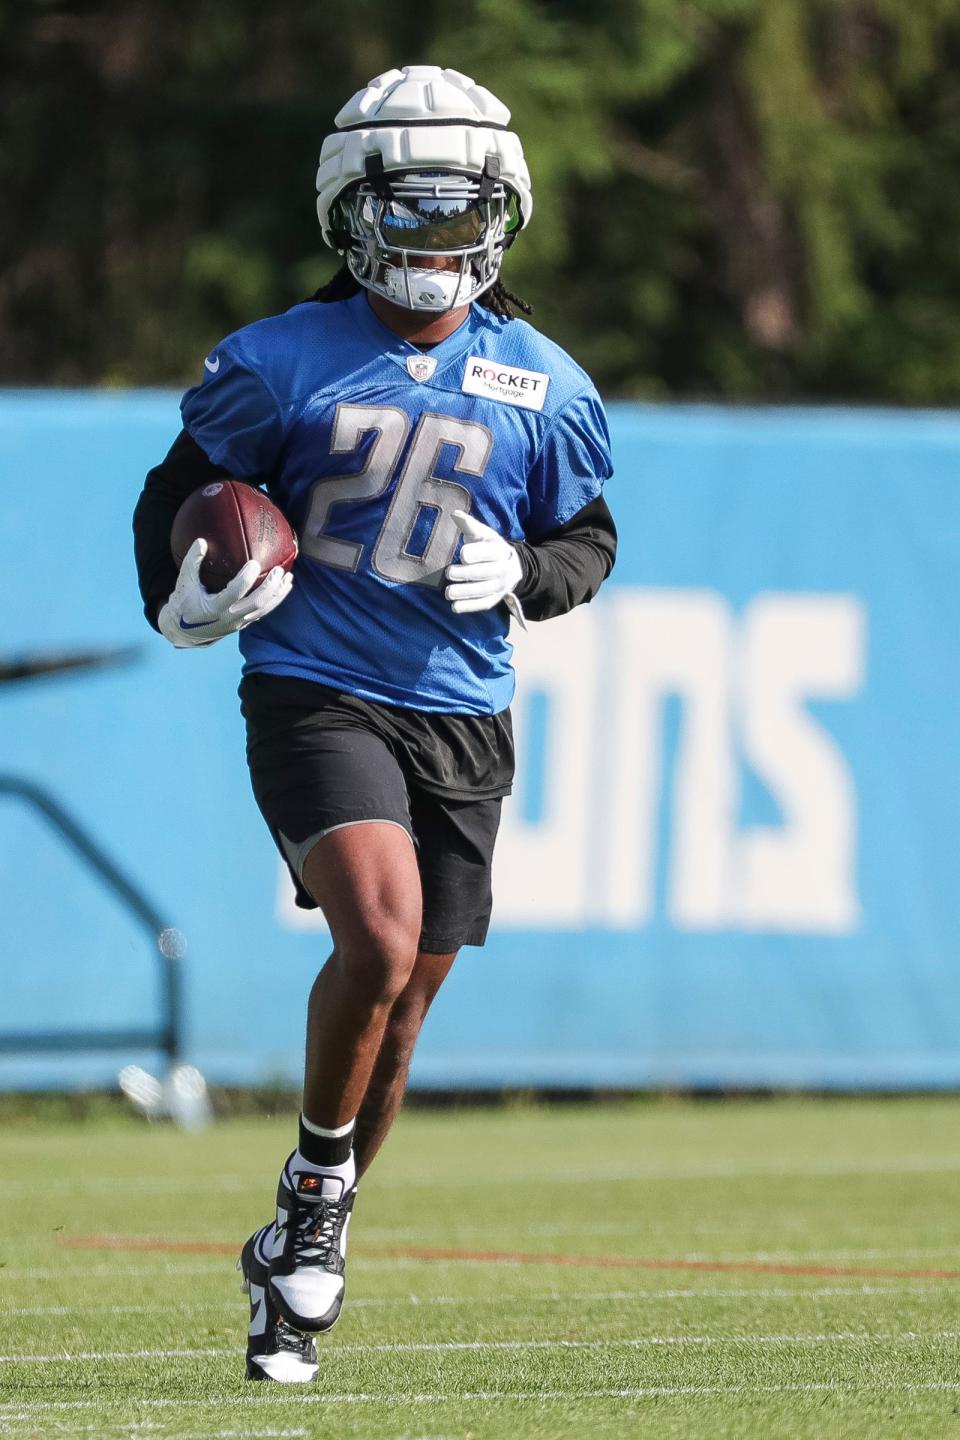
xmin=316 ymin=66 xmax=533 ymax=312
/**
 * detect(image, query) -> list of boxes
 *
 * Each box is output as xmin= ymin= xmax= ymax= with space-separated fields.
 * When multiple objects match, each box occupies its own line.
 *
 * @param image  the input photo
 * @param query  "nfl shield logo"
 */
xmin=406 ymin=354 xmax=438 ymax=383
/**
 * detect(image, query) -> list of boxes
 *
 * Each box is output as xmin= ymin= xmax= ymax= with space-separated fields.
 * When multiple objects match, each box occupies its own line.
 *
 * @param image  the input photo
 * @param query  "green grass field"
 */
xmin=2 ymin=1097 xmax=960 ymax=1439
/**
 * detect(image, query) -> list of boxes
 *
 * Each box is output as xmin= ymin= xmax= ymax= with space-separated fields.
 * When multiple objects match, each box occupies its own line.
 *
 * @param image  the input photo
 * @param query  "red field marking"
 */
xmin=374 ymin=1245 xmax=960 ymax=1281
xmin=63 ymin=1236 xmax=238 ymax=1255
xmin=59 ymin=1235 xmax=960 ymax=1281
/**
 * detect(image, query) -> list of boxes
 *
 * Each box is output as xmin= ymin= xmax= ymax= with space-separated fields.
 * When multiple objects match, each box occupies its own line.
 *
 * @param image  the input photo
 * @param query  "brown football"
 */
xmin=171 ymin=481 xmax=298 ymax=593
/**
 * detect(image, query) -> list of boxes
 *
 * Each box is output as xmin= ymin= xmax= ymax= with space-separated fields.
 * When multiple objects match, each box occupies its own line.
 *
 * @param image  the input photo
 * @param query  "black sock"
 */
xmin=297 ymin=1114 xmax=355 ymax=1167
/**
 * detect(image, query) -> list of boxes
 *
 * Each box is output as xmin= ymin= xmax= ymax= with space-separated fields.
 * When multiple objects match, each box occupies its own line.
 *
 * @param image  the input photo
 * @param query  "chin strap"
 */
xmin=363 ymin=153 xmax=395 ymax=203
xmin=477 ymin=155 xmax=500 ymax=202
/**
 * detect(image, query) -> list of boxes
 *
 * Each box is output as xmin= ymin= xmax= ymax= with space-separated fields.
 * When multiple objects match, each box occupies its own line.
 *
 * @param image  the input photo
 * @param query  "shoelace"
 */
xmin=289 ymin=1195 xmax=349 ymax=1269
xmin=274 ymin=1316 xmax=314 ymax=1358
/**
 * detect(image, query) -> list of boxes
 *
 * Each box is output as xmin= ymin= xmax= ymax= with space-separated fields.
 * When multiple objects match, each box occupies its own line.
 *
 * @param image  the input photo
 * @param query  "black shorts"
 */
xmin=239 ymin=673 xmax=514 ymax=953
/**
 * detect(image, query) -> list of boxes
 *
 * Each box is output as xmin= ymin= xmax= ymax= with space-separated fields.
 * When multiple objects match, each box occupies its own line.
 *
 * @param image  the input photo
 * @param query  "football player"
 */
xmin=133 ymin=64 xmax=616 ymax=1383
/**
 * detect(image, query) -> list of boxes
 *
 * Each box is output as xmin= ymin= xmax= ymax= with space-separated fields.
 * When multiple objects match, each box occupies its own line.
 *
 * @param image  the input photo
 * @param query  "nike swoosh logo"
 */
xmin=248 ymin=1284 xmax=267 ymax=1336
xmin=204 ymin=355 xmax=220 ymax=373
xmin=179 ymin=617 xmax=212 ymax=631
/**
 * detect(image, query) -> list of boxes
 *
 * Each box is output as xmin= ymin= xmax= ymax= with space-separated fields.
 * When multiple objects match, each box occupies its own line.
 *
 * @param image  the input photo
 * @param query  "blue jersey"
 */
xmin=180 ymin=290 xmax=612 ymax=715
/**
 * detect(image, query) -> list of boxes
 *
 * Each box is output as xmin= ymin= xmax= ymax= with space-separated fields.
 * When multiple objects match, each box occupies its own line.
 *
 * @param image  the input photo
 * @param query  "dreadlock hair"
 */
xmin=306 ymin=263 xmax=533 ymax=320
xmin=481 ymin=278 xmax=534 ymax=320
xmin=306 ymin=264 xmax=361 ymax=305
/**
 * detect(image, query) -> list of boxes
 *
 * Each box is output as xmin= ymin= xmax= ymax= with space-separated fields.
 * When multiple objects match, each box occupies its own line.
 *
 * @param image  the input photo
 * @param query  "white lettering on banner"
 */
xmin=737 ymin=594 xmax=864 ymax=931
xmin=275 ymin=587 xmax=866 ymax=936
xmin=494 ymin=587 xmax=866 ymax=934
xmin=601 ymin=591 xmax=736 ymax=930
xmin=277 ymin=869 xmax=329 ymax=932
xmin=487 ymin=607 xmax=597 ymax=925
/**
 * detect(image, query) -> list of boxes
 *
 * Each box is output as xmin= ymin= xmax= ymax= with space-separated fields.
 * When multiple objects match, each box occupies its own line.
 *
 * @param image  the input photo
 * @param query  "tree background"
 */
xmin=2 ymin=0 xmax=958 ymax=400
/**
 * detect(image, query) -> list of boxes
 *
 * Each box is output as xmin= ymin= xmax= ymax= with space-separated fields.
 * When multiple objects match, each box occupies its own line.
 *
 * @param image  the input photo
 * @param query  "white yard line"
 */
xmin=0 ymin=1347 xmax=225 ymax=1363
xmin=0 ymin=1177 xmax=260 ymax=1198
xmin=3 ymin=1331 xmax=960 ymax=1364
xmin=0 ymin=1257 xmax=600 ymax=1279
xmin=1 ymin=1256 xmax=675 ymax=1279
xmin=6 ymin=1249 xmax=958 ymax=1284
xmin=0 ymin=1264 xmax=235 ymax=1279
xmin=5 ymin=1382 xmax=960 ymax=1413
xmin=0 ymin=1283 xmax=942 ymax=1318
xmin=371 ymin=1155 xmax=960 ymax=1184
xmin=0 ymin=1429 xmax=307 ymax=1440
xmin=4 ymin=1153 xmax=960 ymax=1199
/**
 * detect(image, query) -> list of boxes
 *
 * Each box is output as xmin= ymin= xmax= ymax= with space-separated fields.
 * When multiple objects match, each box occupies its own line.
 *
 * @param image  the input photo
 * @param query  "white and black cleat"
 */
xmin=268 ymin=1155 xmax=357 ymax=1333
xmin=239 ymin=1224 xmax=319 ymax=1383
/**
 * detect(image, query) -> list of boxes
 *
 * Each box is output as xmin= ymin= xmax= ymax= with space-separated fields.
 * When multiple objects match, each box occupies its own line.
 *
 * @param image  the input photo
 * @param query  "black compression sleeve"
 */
xmin=132 ymin=430 xmax=229 ymax=630
xmin=513 ymin=495 xmax=617 ymax=622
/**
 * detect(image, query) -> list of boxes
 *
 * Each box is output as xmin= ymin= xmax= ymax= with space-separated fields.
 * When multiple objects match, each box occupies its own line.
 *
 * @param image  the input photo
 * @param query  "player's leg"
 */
xmin=353 ymin=947 xmax=458 ymax=1178
xmin=267 ymin=819 xmax=422 ymax=1333
xmin=351 ymin=789 xmax=504 ymax=1178
xmin=239 ymin=676 xmax=424 ymax=1343
xmin=300 ymin=821 xmax=423 ymax=1128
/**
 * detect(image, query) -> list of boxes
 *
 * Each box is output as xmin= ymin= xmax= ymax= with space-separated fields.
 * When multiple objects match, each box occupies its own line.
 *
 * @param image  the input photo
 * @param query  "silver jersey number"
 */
xmin=301 ymin=403 xmax=493 ymax=586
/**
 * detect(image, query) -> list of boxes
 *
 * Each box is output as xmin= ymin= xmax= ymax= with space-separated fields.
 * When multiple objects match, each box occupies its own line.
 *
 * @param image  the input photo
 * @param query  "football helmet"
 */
xmin=316 ymin=66 xmax=532 ymax=312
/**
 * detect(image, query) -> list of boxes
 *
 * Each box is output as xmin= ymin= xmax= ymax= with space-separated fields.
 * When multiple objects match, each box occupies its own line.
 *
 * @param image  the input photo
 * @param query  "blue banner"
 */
xmin=2 ymin=393 xmax=959 ymax=1089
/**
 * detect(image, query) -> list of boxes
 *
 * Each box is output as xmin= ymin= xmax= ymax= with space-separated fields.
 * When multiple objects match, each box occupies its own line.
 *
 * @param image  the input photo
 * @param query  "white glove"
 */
xmin=158 ymin=538 xmax=293 ymax=648
xmin=445 ymin=510 xmax=526 ymax=626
